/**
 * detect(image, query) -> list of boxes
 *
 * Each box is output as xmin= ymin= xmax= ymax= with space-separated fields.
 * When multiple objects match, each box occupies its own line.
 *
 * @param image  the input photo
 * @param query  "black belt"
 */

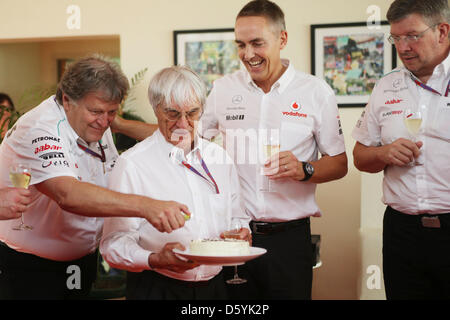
xmin=250 ymin=218 xmax=309 ymax=235
xmin=387 ymin=206 xmax=450 ymax=229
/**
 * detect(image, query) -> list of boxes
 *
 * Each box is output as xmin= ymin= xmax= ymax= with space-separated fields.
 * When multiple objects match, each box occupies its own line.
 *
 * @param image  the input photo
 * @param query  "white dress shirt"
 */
xmin=200 ymin=60 xmax=345 ymax=221
xmin=0 ymin=96 xmax=118 ymax=261
xmin=100 ymin=130 xmax=248 ymax=282
xmin=352 ymin=53 xmax=450 ymax=214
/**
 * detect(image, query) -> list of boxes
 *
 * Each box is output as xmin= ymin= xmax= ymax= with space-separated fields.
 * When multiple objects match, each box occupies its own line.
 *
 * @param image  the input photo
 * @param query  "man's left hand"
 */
xmin=264 ymin=151 xmax=304 ymax=181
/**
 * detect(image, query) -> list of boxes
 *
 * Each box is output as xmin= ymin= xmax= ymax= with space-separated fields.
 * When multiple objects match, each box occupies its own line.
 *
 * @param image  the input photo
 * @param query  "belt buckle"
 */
xmin=251 ymin=222 xmax=269 ymax=235
xmin=421 ymin=216 xmax=441 ymax=228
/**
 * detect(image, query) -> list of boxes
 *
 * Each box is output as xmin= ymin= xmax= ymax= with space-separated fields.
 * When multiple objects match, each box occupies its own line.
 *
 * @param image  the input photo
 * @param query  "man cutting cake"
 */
xmin=100 ymin=66 xmax=251 ymax=300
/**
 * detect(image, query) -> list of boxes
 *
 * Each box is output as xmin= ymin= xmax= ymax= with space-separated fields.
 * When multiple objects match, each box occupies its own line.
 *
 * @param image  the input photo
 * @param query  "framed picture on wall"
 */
xmin=311 ymin=21 xmax=397 ymax=107
xmin=173 ymin=28 xmax=242 ymax=93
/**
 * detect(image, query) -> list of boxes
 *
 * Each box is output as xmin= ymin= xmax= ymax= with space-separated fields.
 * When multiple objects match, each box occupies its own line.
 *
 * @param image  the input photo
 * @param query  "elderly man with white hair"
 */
xmin=100 ymin=66 xmax=251 ymax=300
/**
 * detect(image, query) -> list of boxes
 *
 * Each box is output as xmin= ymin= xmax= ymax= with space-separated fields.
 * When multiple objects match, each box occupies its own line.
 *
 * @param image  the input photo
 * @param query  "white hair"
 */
xmin=148 ymin=65 xmax=206 ymax=111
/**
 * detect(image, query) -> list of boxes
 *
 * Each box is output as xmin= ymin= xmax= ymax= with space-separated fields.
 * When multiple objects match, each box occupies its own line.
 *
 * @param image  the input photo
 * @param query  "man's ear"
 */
xmin=280 ymin=30 xmax=288 ymax=50
xmin=438 ymin=22 xmax=450 ymax=43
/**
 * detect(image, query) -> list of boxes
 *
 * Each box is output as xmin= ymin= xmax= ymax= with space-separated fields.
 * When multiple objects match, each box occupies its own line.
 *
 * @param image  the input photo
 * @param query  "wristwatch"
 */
xmin=300 ymin=162 xmax=314 ymax=181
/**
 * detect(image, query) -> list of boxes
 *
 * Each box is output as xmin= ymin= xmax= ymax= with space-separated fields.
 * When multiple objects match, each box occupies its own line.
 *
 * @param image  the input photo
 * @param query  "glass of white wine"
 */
xmin=9 ymin=163 xmax=33 ymax=230
xmin=403 ymin=109 xmax=423 ymax=165
xmin=224 ymin=220 xmax=247 ymax=285
xmin=260 ymin=138 xmax=280 ymax=193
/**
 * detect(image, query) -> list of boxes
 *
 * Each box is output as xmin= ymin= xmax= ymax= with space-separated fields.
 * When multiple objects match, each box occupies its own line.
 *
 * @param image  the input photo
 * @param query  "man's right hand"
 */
xmin=144 ymin=200 xmax=191 ymax=233
xmin=0 ymin=187 xmax=32 ymax=220
xmin=378 ymin=138 xmax=423 ymax=167
xmin=148 ymin=242 xmax=199 ymax=273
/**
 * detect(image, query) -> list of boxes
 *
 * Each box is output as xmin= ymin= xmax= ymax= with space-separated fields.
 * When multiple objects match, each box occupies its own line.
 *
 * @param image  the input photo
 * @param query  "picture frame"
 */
xmin=173 ymin=28 xmax=242 ymax=93
xmin=311 ymin=21 xmax=397 ymax=107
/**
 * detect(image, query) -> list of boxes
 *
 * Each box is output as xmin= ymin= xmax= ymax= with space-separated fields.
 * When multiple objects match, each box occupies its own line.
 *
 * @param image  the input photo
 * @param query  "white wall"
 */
xmin=0 ymin=0 xmax=393 ymax=299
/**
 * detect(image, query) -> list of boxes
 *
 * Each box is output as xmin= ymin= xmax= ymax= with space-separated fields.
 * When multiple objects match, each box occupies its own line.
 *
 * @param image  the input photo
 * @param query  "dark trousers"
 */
xmin=126 ymin=270 xmax=228 ymax=300
xmin=383 ymin=206 xmax=450 ymax=300
xmin=224 ymin=218 xmax=313 ymax=300
xmin=0 ymin=242 xmax=97 ymax=300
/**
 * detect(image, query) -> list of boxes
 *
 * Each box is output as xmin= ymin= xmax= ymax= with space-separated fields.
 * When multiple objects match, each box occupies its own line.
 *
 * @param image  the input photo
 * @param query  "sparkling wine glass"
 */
xmin=9 ymin=163 xmax=33 ymax=230
xmin=224 ymin=220 xmax=247 ymax=285
xmin=404 ymin=109 xmax=423 ymax=165
xmin=260 ymin=136 xmax=280 ymax=192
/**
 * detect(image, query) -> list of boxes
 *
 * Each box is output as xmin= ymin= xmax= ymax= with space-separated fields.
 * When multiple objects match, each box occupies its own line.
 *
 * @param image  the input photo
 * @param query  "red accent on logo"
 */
xmin=34 ymin=144 xmax=62 ymax=154
xmin=282 ymin=111 xmax=307 ymax=118
xmin=292 ymin=102 xmax=300 ymax=110
xmin=385 ymin=99 xmax=403 ymax=105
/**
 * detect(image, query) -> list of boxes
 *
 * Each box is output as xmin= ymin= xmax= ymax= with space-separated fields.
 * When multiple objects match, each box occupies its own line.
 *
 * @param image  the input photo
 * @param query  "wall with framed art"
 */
xmin=311 ymin=21 xmax=396 ymax=107
xmin=173 ymin=28 xmax=242 ymax=94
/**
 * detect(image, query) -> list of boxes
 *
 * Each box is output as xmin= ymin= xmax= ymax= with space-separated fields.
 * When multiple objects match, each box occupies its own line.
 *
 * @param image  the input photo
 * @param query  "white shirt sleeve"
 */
xmin=352 ymin=86 xmax=382 ymax=147
xmin=5 ymin=121 xmax=77 ymax=186
xmin=100 ymin=157 xmax=151 ymax=272
xmin=315 ymin=83 xmax=346 ymax=156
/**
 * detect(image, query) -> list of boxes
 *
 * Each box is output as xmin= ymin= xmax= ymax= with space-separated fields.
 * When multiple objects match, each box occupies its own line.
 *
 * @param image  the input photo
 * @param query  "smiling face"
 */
xmin=391 ymin=13 xmax=450 ymax=82
xmin=63 ymin=92 xmax=119 ymax=143
xmin=235 ymin=16 xmax=287 ymax=92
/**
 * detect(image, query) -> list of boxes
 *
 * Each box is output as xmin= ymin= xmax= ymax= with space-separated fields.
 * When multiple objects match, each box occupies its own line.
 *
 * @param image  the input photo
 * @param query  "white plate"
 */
xmin=173 ymin=247 xmax=267 ymax=266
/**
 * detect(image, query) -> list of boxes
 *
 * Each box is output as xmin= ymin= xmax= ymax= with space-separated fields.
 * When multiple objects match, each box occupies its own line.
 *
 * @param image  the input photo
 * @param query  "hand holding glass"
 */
xmin=404 ymin=109 xmax=423 ymax=165
xmin=9 ymin=164 xmax=33 ymax=230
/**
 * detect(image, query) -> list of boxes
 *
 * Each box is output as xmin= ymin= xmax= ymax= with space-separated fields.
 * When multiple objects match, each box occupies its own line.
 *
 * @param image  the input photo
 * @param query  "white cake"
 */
xmin=189 ymin=239 xmax=250 ymax=256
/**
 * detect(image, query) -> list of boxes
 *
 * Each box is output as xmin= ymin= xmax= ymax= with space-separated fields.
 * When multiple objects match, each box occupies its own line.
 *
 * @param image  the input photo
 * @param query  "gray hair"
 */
xmin=55 ymin=54 xmax=129 ymax=105
xmin=148 ymin=65 xmax=206 ymax=111
xmin=387 ymin=0 xmax=450 ymax=26
xmin=237 ymin=0 xmax=286 ymax=34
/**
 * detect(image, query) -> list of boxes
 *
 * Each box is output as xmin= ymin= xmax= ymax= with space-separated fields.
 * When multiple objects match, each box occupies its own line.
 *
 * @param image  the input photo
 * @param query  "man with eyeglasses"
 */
xmin=352 ymin=0 xmax=450 ymax=299
xmin=0 ymin=56 xmax=191 ymax=299
xmin=100 ymin=66 xmax=250 ymax=300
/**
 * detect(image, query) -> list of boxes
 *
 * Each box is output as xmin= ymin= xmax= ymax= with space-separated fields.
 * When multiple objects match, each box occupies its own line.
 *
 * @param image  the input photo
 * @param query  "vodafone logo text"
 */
xmin=282 ymin=111 xmax=307 ymax=118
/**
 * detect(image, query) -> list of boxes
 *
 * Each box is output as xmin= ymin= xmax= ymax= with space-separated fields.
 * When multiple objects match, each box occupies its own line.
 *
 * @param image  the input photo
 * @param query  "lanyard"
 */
xmin=77 ymin=138 xmax=106 ymax=163
xmin=411 ymin=74 xmax=450 ymax=97
xmin=181 ymin=150 xmax=220 ymax=194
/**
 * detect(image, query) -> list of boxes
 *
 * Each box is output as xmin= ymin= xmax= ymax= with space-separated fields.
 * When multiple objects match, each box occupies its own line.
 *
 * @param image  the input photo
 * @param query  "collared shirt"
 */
xmin=0 ymin=96 xmax=118 ymax=261
xmin=200 ymin=60 xmax=345 ymax=222
xmin=100 ymin=130 xmax=248 ymax=282
xmin=352 ymin=53 xmax=450 ymax=214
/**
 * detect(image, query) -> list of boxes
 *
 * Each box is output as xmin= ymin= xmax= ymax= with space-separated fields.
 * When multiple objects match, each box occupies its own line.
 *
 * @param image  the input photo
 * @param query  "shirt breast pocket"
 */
xmin=280 ymin=121 xmax=314 ymax=159
xmin=207 ymin=193 xmax=230 ymax=236
xmin=430 ymin=100 xmax=450 ymax=141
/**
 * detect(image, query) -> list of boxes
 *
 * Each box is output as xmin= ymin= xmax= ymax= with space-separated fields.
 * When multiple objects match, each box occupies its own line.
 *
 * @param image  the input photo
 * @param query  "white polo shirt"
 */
xmin=0 ymin=96 xmax=118 ymax=261
xmin=100 ymin=130 xmax=249 ymax=282
xmin=352 ymin=54 xmax=450 ymax=214
xmin=200 ymin=60 xmax=345 ymax=221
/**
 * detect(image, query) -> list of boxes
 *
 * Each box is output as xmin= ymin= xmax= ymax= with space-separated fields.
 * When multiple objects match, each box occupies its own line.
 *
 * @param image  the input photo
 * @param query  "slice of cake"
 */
xmin=189 ymin=239 xmax=250 ymax=256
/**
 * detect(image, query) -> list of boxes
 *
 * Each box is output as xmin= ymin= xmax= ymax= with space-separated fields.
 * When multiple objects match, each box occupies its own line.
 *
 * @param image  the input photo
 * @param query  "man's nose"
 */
xmin=97 ymin=113 xmax=110 ymax=128
xmin=175 ymin=113 xmax=190 ymax=128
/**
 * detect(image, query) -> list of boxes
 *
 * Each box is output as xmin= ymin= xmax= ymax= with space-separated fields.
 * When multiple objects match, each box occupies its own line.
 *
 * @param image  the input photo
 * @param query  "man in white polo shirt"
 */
xmin=101 ymin=66 xmax=250 ymax=300
xmin=0 ymin=56 xmax=189 ymax=299
xmin=108 ymin=0 xmax=348 ymax=299
xmin=200 ymin=0 xmax=347 ymax=299
xmin=352 ymin=0 xmax=450 ymax=299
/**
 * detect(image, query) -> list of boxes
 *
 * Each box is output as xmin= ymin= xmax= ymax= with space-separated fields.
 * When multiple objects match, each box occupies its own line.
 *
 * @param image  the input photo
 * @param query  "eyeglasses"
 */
xmin=388 ymin=24 xmax=439 ymax=45
xmin=162 ymin=107 xmax=203 ymax=121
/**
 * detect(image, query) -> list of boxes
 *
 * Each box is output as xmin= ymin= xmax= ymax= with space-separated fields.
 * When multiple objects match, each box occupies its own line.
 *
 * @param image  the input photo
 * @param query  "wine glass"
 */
xmin=403 ymin=109 xmax=423 ymax=165
xmin=9 ymin=163 xmax=33 ymax=230
xmin=224 ymin=220 xmax=247 ymax=285
xmin=260 ymin=136 xmax=280 ymax=192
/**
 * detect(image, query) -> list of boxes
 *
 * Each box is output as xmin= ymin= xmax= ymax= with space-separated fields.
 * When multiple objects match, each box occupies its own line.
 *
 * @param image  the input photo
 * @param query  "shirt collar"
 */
xmin=245 ymin=59 xmax=295 ymax=93
xmin=155 ymin=129 xmax=206 ymax=164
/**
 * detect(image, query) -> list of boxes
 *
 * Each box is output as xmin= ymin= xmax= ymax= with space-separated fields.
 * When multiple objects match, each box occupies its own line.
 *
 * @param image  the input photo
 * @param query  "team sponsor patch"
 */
xmin=226 ymin=114 xmax=245 ymax=120
xmin=32 ymin=136 xmax=61 ymax=144
xmin=382 ymin=110 xmax=403 ymax=117
xmin=34 ymin=144 xmax=62 ymax=154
